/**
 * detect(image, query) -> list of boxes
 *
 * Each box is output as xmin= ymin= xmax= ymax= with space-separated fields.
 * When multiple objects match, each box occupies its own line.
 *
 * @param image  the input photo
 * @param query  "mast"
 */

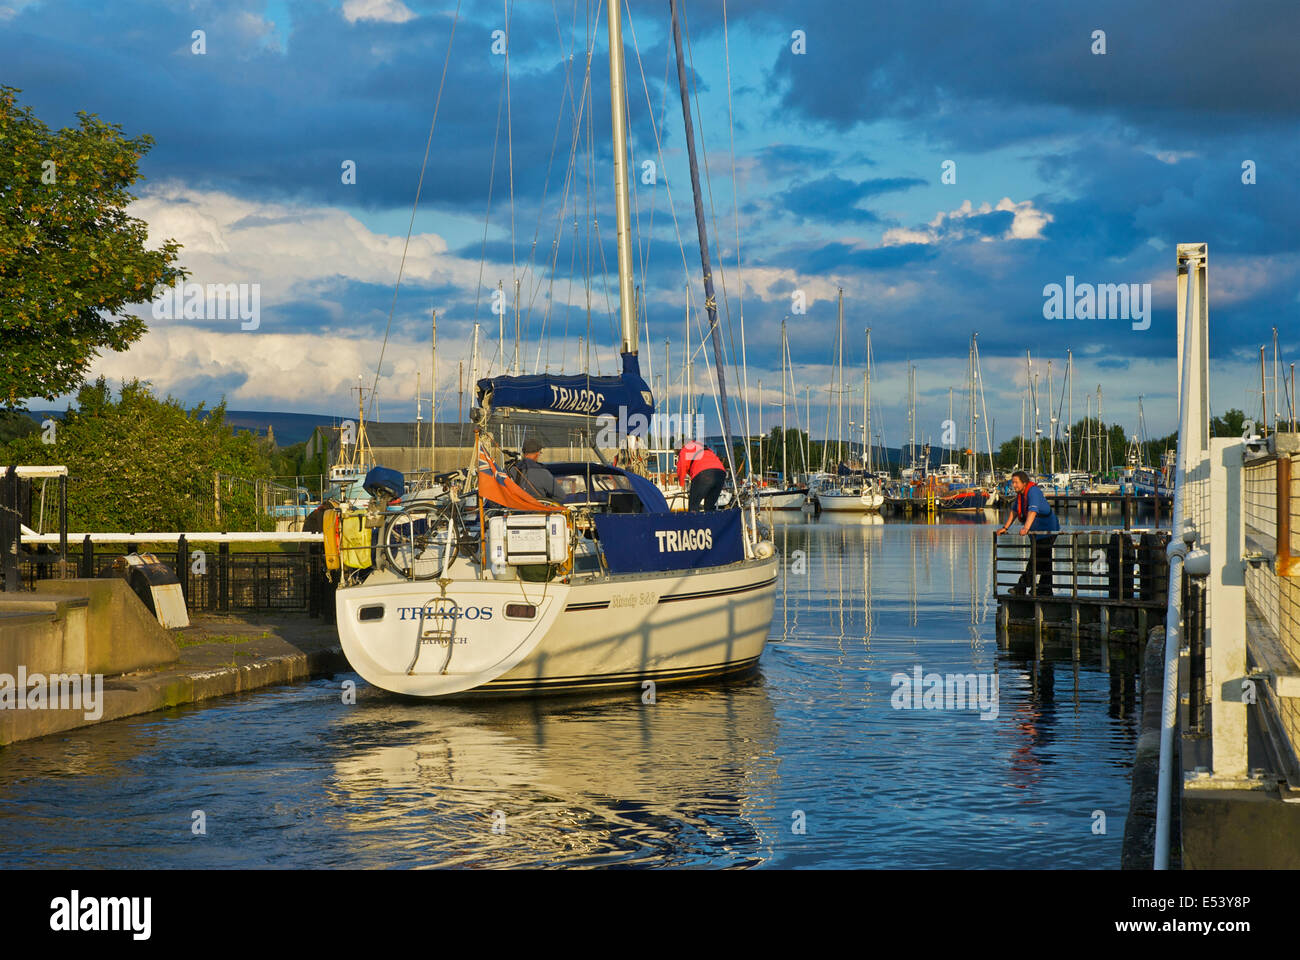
xmin=908 ymin=363 xmax=916 ymax=471
xmin=1084 ymin=393 xmax=1091 ymax=474
xmin=607 ymin=0 xmax=636 ymax=355
xmin=1033 ymin=371 xmax=1040 ymax=475
xmin=1019 ymin=393 xmax=1025 ymax=469
xmin=1098 ymin=384 xmax=1105 ymax=474
xmin=968 ymin=334 xmax=976 ymax=480
xmin=865 ymin=328 xmax=873 ymax=475
xmin=669 ymin=0 xmax=738 ymax=478
xmin=1047 ymin=359 xmax=1055 ymax=478
xmin=1260 ymin=345 xmax=1268 ymax=436
xmin=513 ymin=279 xmax=521 ymax=375
xmin=1274 ymin=327 xmax=1280 ymax=434
xmin=436 ymin=306 xmax=441 ymax=470
xmin=805 ymin=387 xmax=812 ymax=475
xmin=947 ymin=387 xmax=954 ymax=468
xmin=470 ymin=323 xmax=480 ymax=402
xmin=664 ymin=337 xmax=671 ymax=466
xmin=684 ymin=289 xmax=693 ymax=436
xmin=1066 ymin=348 xmax=1073 ymax=475
xmin=781 ymin=319 xmax=788 ymax=483
xmin=973 ymin=334 xmax=994 ymax=480
xmin=836 ymin=289 xmax=845 ymax=469
xmin=414 ymin=369 xmax=422 ymax=469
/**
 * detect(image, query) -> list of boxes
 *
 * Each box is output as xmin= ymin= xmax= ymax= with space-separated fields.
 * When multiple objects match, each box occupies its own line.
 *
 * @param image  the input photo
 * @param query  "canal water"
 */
xmin=0 ymin=515 xmax=1142 ymax=868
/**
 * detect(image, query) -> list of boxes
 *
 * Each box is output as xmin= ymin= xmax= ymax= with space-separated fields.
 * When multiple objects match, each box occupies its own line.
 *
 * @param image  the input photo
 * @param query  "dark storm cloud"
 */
xmin=0 ymin=0 xmax=663 ymax=213
xmin=781 ymin=240 xmax=937 ymax=274
xmin=775 ymin=173 xmax=925 ymax=224
xmin=724 ymin=0 xmax=1300 ymax=146
xmin=757 ymin=143 xmax=837 ymax=177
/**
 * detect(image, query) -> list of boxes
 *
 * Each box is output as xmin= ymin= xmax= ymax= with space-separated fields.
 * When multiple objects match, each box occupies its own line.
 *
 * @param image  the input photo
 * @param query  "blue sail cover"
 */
xmin=477 ymin=352 xmax=654 ymax=422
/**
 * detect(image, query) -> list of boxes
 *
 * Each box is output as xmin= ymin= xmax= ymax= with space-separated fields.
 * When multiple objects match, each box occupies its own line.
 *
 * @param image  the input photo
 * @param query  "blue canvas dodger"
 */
xmin=594 ymin=510 xmax=744 ymax=574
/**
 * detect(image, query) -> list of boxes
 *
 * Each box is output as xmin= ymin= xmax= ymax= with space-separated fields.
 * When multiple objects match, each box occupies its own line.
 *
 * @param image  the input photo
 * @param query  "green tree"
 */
xmin=0 ymin=409 xmax=38 ymax=443
xmin=0 ymin=87 xmax=185 ymax=406
xmin=1211 ymin=408 xmax=1247 ymax=438
xmin=0 ymin=378 xmax=272 ymax=531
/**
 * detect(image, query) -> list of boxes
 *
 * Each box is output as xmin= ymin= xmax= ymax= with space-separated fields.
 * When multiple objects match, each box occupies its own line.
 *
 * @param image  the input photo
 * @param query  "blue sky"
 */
xmin=6 ymin=0 xmax=1299 ymax=447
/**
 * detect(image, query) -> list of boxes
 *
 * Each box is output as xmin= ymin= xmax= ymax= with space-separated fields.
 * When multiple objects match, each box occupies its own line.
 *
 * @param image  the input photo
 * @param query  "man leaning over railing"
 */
xmin=996 ymin=470 xmax=1061 ymax=596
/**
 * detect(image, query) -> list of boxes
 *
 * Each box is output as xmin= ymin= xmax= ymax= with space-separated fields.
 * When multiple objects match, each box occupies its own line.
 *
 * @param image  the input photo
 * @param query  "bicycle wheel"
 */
xmin=382 ymin=503 xmax=457 ymax=580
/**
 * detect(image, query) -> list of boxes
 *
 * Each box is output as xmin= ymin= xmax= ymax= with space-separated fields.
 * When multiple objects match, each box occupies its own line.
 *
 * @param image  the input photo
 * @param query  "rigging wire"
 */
xmin=366 ymin=0 xmax=463 ymax=422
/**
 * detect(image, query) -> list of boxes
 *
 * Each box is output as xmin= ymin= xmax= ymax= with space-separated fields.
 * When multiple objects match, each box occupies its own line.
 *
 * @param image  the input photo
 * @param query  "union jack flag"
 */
xmin=476 ymin=437 xmax=565 ymax=513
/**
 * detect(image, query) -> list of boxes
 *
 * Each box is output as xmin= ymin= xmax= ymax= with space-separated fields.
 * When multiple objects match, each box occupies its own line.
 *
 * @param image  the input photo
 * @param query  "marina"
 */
xmin=2 ymin=0 xmax=1298 ymax=932
xmin=0 ymin=517 xmax=1140 ymax=870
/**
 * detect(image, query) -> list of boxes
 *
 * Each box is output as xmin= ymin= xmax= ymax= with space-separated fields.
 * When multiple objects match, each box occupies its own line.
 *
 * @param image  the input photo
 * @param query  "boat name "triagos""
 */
xmin=654 ymin=529 xmax=714 ymax=551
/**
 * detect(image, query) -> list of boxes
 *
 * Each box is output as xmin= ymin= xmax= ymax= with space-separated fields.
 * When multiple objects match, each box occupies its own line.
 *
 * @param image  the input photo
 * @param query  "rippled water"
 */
xmin=0 ymin=516 xmax=1140 ymax=868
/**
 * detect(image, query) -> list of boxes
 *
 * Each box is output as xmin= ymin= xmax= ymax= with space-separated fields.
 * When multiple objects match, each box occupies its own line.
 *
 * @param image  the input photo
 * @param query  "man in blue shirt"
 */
xmin=997 ymin=470 xmax=1060 ymax=596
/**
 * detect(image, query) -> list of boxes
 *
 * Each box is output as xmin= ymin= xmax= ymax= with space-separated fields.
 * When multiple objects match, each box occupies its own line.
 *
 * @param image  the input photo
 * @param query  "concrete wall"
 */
xmin=0 ymin=579 xmax=180 ymax=678
xmin=0 ymin=597 xmax=89 ymax=676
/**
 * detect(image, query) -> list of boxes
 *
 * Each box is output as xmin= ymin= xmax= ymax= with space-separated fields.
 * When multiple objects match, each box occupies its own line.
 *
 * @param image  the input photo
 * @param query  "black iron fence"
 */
xmin=15 ymin=537 xmax=334 ymax=620
xmin=1 ymin=467 xmax=69 ymax=591
xmin=993 ymin=529 xmax=1170 ymax=604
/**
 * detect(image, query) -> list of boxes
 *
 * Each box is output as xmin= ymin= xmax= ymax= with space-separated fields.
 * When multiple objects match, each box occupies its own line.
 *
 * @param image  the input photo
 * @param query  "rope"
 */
xmin=366 ymin=0 xmax=462 ymax=422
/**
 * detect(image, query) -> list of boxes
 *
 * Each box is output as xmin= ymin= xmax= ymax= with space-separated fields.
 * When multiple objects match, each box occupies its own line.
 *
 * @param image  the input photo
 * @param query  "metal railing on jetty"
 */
xmin=1045 ymin=492 xmax=1172 ymax=528
xmin=993 ymin=528 xmax=1170 ymax=660
xmin=993 ymin=530 xmax=1168 ymax=615
xmin=1153 ymin=243 xmax=1300 ymax=870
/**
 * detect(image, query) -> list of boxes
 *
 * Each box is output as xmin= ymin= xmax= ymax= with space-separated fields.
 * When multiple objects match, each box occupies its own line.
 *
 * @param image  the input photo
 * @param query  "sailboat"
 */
xmin=812 ymin=292 xmax=883 ymax=512
xmin=934 ymin=334 xmax=993 ymax=512
xmin=757 ymin=318 xmax=810 ymax=510
xmin=332 ymin=0 xmax=777 ymax=697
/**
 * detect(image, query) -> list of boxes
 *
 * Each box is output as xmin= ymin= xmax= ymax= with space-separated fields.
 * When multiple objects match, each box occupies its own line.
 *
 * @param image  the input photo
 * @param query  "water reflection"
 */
xmin=326 ymin=686 xmax=781 ymax=868
xmin=0 ymin=518 xmax=1140 ymax=869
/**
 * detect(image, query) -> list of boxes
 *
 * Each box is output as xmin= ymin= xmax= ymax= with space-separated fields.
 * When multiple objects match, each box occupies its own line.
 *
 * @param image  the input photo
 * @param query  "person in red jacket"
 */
xmin=676 ymin=440 xmax=727 ymax=511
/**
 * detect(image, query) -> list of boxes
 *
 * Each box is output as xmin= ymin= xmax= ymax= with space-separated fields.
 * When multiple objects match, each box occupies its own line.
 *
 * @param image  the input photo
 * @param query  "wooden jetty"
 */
xmin=1044 ymin=492 xmax=1173 ymax=528
xmin=994 ymin=528 xmax=1170 ymax=655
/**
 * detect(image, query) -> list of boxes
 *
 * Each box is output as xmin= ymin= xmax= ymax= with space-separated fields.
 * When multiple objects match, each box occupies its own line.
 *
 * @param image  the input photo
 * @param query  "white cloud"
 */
xmin=129 ymin=183 xmax=471 ymax=308
xmin=880 ymin=226 xmax=933 ymax=246
xmin=93 ymin=185 xmax=533 ymax=412
xmin=936 ymin=198 xmax=1051 ymax=239
xmin=884 ymin=197 xmax=1051 ymax=246
xmin=0 ymin=0 xmax=36 ymax=20
xmin=74 ymin=184 xmax=669 ymax=412
xmin=342 ymin=0 xmax=417 ymax=24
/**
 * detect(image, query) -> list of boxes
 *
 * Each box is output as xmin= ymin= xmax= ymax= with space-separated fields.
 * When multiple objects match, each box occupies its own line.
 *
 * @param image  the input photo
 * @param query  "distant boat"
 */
xmin=810 ymin=295 xmax=883 ymax=514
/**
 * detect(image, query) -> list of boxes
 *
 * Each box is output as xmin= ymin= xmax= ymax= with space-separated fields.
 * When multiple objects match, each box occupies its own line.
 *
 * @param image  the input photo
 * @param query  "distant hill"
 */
xmin=25 ymin=409 xmax=345 ymax=447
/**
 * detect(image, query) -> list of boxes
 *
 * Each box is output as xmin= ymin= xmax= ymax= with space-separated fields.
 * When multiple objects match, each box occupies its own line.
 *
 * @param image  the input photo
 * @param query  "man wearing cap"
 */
xmin=676 ymin=439 xmax=727 ymax=511
xmin=509 ymin=438 xmax=560 ymax=502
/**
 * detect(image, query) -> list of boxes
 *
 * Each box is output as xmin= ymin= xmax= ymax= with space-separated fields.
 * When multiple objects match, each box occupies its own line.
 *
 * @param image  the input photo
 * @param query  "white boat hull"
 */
xmin=816 ymin=491 xmax=884 ymax=513
xmin=336 ymin=557 xmax=778 ymax=697
xmin=759 ymin=490 xmax=809 ymax=510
